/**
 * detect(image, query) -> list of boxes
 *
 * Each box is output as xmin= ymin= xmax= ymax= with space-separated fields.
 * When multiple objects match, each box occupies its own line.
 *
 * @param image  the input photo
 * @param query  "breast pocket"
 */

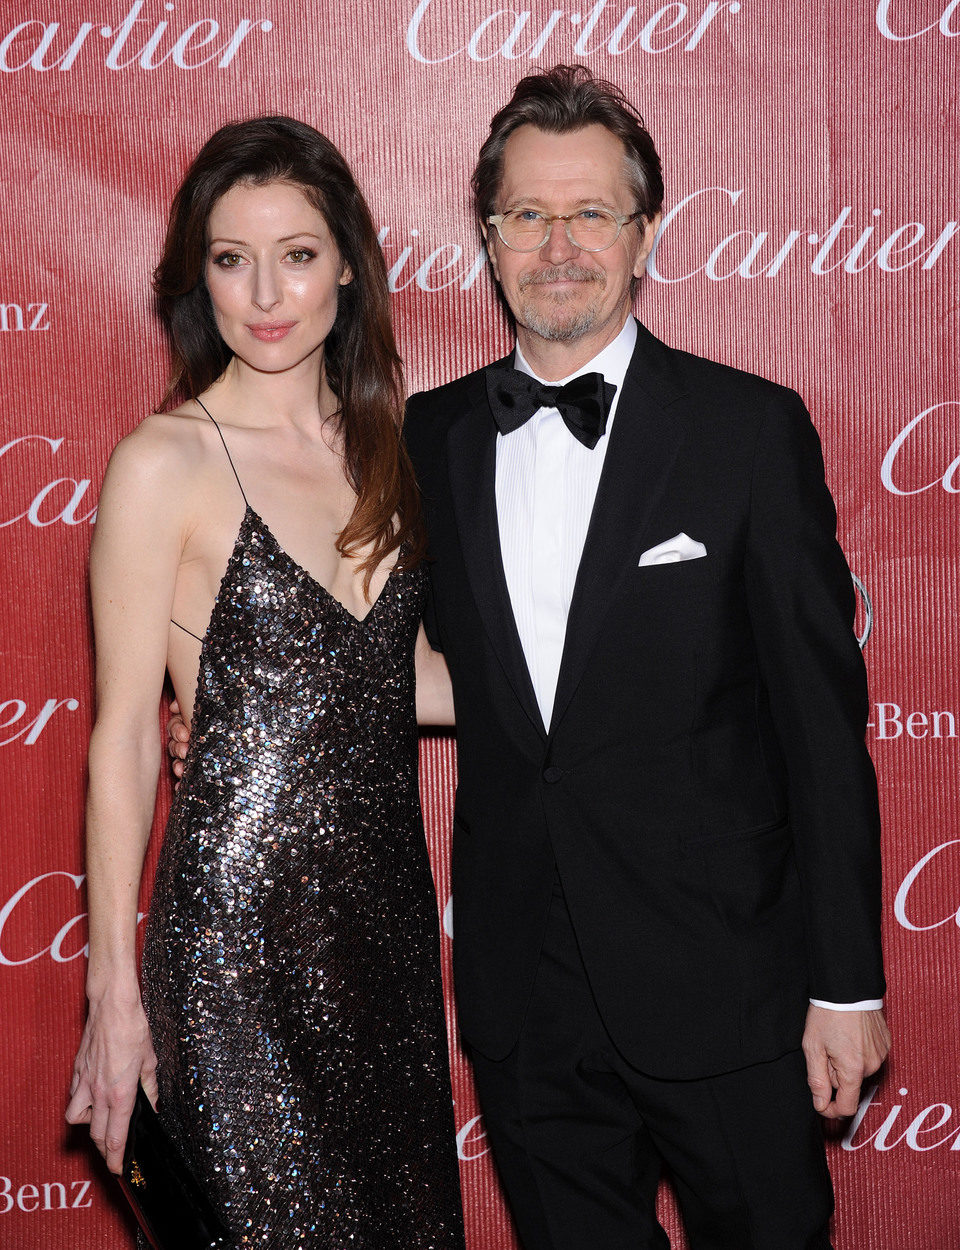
xmin=625 ymin=553 xmax=718 ymax=608
xmin=633 ymin=551 xmax=713 ymax=579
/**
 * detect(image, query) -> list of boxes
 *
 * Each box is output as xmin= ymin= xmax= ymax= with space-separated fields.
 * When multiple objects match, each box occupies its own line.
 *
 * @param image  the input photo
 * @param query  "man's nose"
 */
xmin=540 ymin=217 xmax=580 ymax=264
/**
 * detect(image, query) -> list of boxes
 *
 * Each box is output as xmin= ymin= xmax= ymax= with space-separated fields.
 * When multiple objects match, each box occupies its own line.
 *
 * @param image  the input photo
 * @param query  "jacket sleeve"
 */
xmin=743 ymin=388 xmax=885 ymax=1003
xmin=404 ymin=392 xmax=443 ymax=653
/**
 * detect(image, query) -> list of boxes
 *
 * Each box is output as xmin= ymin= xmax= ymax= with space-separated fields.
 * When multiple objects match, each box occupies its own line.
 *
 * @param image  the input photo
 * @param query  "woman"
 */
xmin=66 ymin=116 xmax=464 ymax=1249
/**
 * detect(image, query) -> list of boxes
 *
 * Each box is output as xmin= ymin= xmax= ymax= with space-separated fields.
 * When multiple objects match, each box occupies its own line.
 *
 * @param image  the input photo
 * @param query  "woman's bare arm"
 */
xmin=414 ymin=623 xmax=455 ymax=728
xmin=65 ymin=425 xmax=186 ymax=1173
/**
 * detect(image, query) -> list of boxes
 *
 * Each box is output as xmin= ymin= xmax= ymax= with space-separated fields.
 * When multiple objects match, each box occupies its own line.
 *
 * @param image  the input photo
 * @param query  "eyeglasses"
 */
xmin=486 ymin=208 xmax=642 ymax=253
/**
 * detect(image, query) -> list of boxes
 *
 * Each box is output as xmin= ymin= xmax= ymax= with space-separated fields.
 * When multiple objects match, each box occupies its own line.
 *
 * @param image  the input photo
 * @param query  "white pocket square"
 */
xmin=638 ymin=532 xmax=707 ymax=566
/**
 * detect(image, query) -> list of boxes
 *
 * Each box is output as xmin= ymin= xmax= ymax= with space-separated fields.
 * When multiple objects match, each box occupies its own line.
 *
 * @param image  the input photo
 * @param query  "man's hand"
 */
xmin=166 ymin=698 xmax=190 ymax=779
xmin=802 ymin=1004 xmax=891 ymax=1119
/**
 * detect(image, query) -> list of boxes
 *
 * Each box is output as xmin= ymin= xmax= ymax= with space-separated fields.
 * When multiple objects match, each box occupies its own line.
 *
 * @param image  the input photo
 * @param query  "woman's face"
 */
xmin=204 ymin=179 xmax=351 ymax=377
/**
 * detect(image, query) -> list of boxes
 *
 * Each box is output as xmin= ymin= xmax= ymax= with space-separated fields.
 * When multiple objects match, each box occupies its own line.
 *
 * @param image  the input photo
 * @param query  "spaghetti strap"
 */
xmin=169 ymin=399 xmax=249 ymax=643
xmin=196 ymin=398 xmax=249 ymax=507
xmin=171 ymin=618 xmax=204 ymax=644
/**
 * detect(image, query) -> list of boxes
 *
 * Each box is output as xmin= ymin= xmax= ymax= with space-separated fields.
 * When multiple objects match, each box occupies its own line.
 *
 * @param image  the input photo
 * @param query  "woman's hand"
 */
xmin=166 ymin=698 xmax=191 ymax=779
xmin=66 ymin=990 xmax=158 ymax=1175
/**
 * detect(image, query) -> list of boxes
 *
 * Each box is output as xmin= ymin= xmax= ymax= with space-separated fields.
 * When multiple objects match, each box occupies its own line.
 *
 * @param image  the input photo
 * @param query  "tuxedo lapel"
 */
xmin=447 ymin=364 xmax=546 ymax=739
xmin=550 ymin=324 xmax=687 ymax=734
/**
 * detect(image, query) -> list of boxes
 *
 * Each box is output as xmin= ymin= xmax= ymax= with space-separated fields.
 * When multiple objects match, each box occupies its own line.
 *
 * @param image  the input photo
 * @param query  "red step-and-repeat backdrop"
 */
xmin=1 ymin=2 xmax=957 ymax=1246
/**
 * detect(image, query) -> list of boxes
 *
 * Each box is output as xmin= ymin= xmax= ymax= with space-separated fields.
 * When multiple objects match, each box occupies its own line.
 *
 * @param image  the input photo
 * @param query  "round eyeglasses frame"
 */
xmin=486 ymin=209 xmax=642 ymax=253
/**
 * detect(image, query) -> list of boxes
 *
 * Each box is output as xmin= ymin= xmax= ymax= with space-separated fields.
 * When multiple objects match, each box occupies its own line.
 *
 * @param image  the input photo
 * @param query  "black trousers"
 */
xmin=469 ymin=884 xmax=834 ymax=1250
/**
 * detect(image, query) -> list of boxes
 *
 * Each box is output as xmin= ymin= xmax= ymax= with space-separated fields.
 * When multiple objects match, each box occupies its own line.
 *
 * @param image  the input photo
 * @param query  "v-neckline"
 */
xmin=246 ymin=505 xmax=394 ymax=626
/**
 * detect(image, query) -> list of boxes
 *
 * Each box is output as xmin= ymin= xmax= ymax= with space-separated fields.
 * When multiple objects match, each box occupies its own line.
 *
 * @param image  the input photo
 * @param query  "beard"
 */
xmin=516 ymin=264 xmax=606 ymax=343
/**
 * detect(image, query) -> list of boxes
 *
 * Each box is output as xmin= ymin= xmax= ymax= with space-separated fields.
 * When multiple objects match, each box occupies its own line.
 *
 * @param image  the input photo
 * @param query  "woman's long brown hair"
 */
xmin=153 ymin=116 xmax=425 ymax=586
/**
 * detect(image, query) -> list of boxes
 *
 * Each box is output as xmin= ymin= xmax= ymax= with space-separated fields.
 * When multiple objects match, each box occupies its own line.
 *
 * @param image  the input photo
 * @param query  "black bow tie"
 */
xmin=485 ymin=365 xmax=616 ymax=450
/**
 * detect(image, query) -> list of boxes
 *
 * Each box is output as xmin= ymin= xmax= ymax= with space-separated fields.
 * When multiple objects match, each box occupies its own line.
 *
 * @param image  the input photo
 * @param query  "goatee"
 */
xmin=517 ymin=264 xmax=605 ymax=343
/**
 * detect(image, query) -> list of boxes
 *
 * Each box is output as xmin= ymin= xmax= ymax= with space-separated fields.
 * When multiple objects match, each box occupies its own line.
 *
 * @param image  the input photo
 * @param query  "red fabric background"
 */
xmin=0 ymin=2 xmax=957 ymax=1245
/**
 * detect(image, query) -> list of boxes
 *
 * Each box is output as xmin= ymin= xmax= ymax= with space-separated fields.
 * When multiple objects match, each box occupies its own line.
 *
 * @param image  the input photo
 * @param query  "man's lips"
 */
xmin=247 ymin=321 xmax=296 ymax=341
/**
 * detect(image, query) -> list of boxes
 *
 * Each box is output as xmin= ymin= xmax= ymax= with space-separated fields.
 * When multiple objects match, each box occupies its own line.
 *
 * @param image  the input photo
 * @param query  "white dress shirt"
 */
xmin=493 ymin=315 xmax=880 ymax=1014
xmin=496 ymin=317 xmax=636 ymax=730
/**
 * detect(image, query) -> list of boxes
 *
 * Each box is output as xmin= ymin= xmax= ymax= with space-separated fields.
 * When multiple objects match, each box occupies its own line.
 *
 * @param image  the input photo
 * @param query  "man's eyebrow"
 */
xmin=502 ymin=197 xmax=620 ymax=212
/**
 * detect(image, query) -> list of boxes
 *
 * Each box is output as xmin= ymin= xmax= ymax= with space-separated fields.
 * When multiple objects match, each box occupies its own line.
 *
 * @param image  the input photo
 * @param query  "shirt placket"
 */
xmin=530 ymin=408 xmax=569 ymax=729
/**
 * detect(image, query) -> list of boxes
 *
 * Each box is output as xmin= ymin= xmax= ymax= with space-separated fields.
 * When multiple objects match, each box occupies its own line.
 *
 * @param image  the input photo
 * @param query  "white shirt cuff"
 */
xmin=808 ymin=998 xmax=884 ymax=1011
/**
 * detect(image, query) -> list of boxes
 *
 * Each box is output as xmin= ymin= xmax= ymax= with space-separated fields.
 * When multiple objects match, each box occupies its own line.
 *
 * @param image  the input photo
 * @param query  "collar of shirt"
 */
xmin=510 ymin=314 xmax=637 ymax=435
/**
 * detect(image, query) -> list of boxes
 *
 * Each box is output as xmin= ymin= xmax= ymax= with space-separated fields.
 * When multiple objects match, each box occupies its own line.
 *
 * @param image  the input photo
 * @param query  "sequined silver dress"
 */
xmin=141 ymin=417 xmax=464 ymax=1249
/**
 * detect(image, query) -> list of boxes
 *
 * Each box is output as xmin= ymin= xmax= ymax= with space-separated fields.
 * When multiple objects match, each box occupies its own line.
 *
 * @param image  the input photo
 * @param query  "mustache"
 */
xmin=518 ymin=264 xmax=605 ymax=289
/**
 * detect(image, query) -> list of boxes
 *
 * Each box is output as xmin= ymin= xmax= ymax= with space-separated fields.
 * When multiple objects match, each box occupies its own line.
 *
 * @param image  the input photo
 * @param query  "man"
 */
xmin=403 ymin=65 xmax=889 ymax=1249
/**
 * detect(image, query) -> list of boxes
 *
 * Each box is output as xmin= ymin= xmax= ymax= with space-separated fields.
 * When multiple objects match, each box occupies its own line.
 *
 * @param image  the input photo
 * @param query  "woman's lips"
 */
xmin=247 ymin=321 xmax=296 ymax=341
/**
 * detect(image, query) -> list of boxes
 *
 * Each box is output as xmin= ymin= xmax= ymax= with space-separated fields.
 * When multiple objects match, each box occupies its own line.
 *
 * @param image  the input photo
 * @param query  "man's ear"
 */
xmin=633 ymin=211 xmax=663 ymax=279
xmin=480 ymin=220 xmax=501 ymax=283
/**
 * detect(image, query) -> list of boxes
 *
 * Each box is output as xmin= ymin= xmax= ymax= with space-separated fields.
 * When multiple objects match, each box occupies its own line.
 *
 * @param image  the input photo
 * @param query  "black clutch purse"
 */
xmin=119 ymin=1084 xmax=230 ymax=1250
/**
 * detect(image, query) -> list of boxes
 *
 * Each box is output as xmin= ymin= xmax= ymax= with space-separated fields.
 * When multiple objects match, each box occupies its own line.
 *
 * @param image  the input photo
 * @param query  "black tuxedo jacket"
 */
xmin=405 ymin=321 xmax=884 ymax=1080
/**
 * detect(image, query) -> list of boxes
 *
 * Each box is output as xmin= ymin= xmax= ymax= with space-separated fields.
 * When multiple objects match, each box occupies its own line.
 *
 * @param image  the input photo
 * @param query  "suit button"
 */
xmin=543 ymin=766 xmax=564 ymax=783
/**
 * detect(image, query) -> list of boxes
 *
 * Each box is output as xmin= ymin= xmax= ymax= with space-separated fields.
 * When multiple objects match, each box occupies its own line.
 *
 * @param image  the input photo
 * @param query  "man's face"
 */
xmin=483 ymin=124 xmax=660 ymax=354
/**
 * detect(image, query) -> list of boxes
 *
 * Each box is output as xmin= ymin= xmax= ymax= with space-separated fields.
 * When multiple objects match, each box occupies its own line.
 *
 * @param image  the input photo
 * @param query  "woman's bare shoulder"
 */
xmin=104 ymin=407 xmax=221 ymax=497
